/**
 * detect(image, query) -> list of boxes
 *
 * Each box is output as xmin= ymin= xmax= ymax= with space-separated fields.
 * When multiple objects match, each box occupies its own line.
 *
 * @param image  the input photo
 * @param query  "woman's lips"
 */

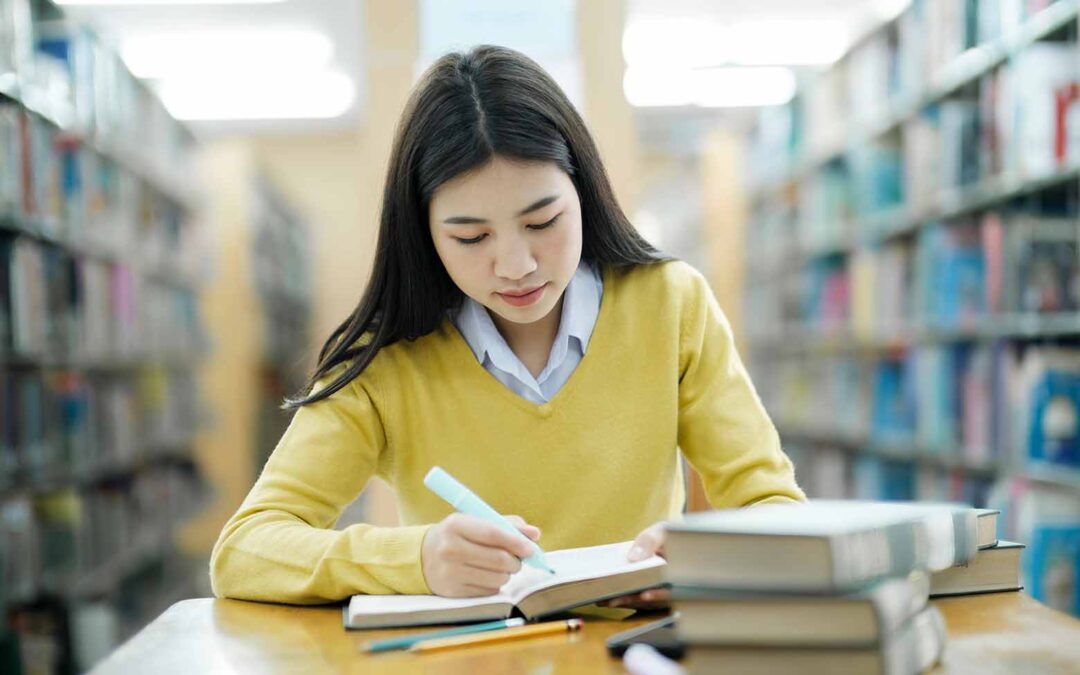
xmin=497 ymin=283 xmax=548 ymax=307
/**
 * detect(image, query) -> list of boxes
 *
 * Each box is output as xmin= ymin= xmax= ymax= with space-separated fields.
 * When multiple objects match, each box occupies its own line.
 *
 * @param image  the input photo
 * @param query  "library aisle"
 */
xmin=0 ymin=0 xmax=1077 ymax=673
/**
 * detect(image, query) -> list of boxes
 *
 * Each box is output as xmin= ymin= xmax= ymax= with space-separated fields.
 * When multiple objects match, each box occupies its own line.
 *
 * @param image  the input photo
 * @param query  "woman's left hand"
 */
xmin=597 ymin=522 xmax=671 ymax=610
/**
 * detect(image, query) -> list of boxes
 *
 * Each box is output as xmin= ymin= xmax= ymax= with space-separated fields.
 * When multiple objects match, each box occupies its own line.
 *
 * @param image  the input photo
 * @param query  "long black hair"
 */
xmin=286 ymin=45 xmax=670 ymax=409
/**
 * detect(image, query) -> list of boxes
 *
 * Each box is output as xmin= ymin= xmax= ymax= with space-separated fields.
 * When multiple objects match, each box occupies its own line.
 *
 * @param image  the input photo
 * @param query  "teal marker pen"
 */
xmin=424 ymin=466 xmax=556 ymax=574
xmin=363 ymin=617 xmax=526 ymax=653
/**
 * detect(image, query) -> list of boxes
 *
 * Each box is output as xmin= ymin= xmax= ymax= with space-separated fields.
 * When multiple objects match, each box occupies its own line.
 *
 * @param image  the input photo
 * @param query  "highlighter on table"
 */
xmin=408 ymin=618 xmax=584 ymax=653
xmin=362 ymin=618 xmax=526 ymax=653
xmin=423 ymin=466 xmax=556 ymax=575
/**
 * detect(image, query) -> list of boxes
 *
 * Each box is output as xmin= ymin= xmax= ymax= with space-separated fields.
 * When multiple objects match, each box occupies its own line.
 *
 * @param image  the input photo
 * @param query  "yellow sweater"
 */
xmin=210 ymin=260 xmax=804 ymax=603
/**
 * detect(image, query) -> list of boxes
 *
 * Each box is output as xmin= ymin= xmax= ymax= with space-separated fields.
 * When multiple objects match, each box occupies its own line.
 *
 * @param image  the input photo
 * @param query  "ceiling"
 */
xmin=56 ymin=0 xmax=904 ymax=138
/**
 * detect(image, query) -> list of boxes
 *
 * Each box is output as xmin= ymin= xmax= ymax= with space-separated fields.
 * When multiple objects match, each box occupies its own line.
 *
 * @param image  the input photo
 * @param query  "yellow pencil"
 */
xmin=408 ymin=618 xmax=584 ymax=653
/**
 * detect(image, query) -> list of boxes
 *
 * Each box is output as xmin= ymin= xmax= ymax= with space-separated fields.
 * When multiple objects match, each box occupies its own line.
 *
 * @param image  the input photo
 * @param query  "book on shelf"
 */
xmin=960 ymin=345 xmax=993 ymax=461
xmin=683 ymin=604 xmax=945 ymax=675
xmin=1026 ymin=523 xmax=1080 ymax=615
xmin=871 ymin=357 xmax=916 ymax=445
xmin=664 ymin=501 xmax=980 ymax=593
xmin=1021 ymin=349 xmax=1080 ymax=470
xmin=0 ymin=105 xmax=21 ymax=214
xmin=343 ymin=541 xmax=665 ymax=629
xmin=809 ymin=446 xmax=849 ymax=499
xmin=672 ymin=572 xmax=930 ymax=648
xmin=0 ymin=0 xmax=35 ymax=82
xmin=914 ymin=345 xmax=960 ymax=452
xmin=850 ymin=141 xmax=904 ymax=219
xmin=936 ymin=100 xmax=981 ymax=190
xmin=1004 ymin=43 xmax=1079 ymax=177
xmin=36 ymin=20 xmax=98 ymax=134
xmin=917 ymin=221 xmax=985 ymax=328
xmin=0 ymin=496 xmax=39 ymax=602
xmin=8 ymin=237 xmax=46 ymax=355
xmin=1004 ymin=215 xmax=1080 ymax=315
xmin=855 ymin=456 xmax=917 ymax=502
xmin=902 ymin=111 xmax=941 ymax=214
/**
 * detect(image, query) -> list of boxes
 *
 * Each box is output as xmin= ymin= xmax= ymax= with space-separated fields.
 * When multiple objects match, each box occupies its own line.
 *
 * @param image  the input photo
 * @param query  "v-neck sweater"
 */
xmin=210 ymin=260 xmax=805 ymax=603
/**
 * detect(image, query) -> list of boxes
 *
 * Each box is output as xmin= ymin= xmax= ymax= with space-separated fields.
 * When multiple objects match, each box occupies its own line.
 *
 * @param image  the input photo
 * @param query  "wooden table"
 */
xmin=91 ymin=592 xmax=1080 ymax=674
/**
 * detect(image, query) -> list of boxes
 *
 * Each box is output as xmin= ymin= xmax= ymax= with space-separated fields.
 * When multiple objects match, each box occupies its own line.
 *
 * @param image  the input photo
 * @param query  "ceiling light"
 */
xmin=624 ymin=66 xmax=796 ymax=109
xmin=623 ymin=67 xmax=695 ymax=107
xmin=122 ymin=29 xmax=333 ymax=79
xmin=623 ymin=17 xmax=850 ymax=67
xmin=56 ymin=1 xmax=283 ymax=5
xmin=722 ymin=20 xmax=849 ymax=66
xmin=693 ymin=67 xmax=797 ymax=107
xmin=157 ymin=70 xmax=355 ymax=121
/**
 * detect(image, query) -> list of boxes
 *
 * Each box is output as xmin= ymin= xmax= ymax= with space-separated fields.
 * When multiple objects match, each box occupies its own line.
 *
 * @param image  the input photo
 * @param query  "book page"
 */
xmin=348 ymin=589 xmax=512 ymax=620
xmin=348 ymin=541 xmax=665 ymax=620
xmin=502 ymin=541 xmax=666 ymax=605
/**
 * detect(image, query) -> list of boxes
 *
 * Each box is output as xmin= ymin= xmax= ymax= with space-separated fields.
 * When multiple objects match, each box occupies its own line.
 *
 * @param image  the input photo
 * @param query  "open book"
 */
xmin=343 ymin=541 xmax=666 ymax=629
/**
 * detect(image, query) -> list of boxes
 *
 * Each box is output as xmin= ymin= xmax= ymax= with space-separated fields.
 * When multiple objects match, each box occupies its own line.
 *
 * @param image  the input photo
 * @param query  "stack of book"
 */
xmin=664 ymin=501 xmax=1009 ymax=675
xmin=929 ymin=508 xmax=1025 ymax=598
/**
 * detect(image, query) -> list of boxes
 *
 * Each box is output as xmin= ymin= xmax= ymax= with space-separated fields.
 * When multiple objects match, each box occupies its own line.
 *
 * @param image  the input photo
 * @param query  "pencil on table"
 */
xmin=408 ymin=618 xmax=584 ymax=653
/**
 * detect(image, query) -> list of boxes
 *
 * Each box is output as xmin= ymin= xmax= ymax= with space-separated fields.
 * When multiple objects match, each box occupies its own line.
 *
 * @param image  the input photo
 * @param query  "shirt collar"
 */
xmin=454 ymin=259 xmax=602 ymax=374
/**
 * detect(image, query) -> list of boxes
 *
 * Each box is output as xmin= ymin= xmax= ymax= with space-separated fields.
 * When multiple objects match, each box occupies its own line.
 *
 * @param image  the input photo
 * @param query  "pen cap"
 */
xmin=424 ymin=467 xmax=472 ymax=508
xmin=424 ymin=467 xmax=524 ymax=539
xmin=425 ymin=466 xmax=553 ymax=573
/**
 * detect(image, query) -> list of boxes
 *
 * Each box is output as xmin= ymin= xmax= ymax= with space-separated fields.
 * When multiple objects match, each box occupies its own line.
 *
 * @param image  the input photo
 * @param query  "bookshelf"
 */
xmin=179 ymin=141 xmax=313 ymax=578
xmin=743 ymin=0 xmax=1080 ymax=617
xmin=0 ymin=0 xmax=207 ymax=671
xmin=249 ymin=174 xmax=313 ymax=473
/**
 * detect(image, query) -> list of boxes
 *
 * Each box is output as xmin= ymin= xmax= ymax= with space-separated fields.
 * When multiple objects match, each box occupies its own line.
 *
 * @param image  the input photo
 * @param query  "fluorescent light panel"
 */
xmin=624 ymin=66 xmax=796 ymax=108
xmin=623 ymin=17 xmax=850 ymax=67
xmin=158 ymin=70 xmax=355 ymax=120
xmin=122 ymin=30 xmax=333 ymax=79
xmin=57 ymin=1 xmax=282 ymax=5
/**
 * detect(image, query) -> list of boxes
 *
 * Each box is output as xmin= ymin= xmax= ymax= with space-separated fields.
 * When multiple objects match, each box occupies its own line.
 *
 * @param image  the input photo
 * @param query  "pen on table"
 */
xmin=408 ymin=618 xmax=584 ymax=653
xmin=362 ymin=618 xmax=526 ymax=653
xmin=423 ymin=466 xmax=556 ymax=574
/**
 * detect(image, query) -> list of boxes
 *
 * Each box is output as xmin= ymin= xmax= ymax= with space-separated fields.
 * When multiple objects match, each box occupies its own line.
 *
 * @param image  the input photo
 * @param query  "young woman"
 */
xmin=210 ymin=45 xmax=804 ymax=608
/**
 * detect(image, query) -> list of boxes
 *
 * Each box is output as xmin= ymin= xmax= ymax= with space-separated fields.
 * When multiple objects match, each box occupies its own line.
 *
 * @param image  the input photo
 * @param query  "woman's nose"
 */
xmin=493 ymin=236 xmax=538 ymax=280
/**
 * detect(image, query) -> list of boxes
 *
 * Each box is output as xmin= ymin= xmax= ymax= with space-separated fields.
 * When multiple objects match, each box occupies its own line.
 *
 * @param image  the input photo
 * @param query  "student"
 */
xmin=210 ymin=45 xmax=804 ymax=607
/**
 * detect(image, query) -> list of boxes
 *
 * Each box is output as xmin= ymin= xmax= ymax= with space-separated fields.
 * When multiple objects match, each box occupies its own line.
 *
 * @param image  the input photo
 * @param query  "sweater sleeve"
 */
xmin=676 ymin=267 xmax=806 ymax=508
xmin=209 ymin=373 xmax=433 ymax=604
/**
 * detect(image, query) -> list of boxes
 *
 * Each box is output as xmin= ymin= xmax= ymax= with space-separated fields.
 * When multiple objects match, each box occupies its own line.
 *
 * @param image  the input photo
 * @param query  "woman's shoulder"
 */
xmin=312 ymin=325 xmax=455 ymax=392
xmin=608 ymin=258 xmax=708 ymax=301
xmin=353 ymin=322 xmax=461 ymax=378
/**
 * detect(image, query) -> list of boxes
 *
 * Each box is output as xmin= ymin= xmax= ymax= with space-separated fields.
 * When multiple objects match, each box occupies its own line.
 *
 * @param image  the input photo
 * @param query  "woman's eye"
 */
xmin=454 ymin=234 xmax=488 ymax=246
xmin=528 ymin=214 xmax=560 ymax=231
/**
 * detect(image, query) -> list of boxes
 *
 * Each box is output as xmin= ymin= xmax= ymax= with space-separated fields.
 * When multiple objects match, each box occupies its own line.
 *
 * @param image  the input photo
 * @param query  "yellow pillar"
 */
xmin=702 ymin=127 xmax=748 ymax=351
xmin=180 ymin=142 xmax=264 ymax=553
xmin=339 ymin=0 xmax=422 ymax=527
xmin=577 ymin=0 xmax=640 ymax=216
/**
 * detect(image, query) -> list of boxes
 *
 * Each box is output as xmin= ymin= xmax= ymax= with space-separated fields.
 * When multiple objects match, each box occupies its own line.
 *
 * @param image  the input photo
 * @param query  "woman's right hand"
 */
xmin=421 ymin=513 xmax=542 ymax=597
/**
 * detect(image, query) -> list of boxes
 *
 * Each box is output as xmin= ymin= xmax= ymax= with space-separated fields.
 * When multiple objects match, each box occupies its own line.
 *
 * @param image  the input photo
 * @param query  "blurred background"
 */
xmin=0 ymin=0 xmax=1077 ymax=671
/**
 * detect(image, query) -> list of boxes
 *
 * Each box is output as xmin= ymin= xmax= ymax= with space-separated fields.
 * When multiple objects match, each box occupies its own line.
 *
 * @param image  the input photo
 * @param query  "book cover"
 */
xmin=1026 ymin=524 xmax=1080 ymax=615
xmin=1026 ymin=363 xmax=1080 ymax=469
xmin=683 ymin=603 xmax=945 ymax=675
xmin=673 ymin=572 xmax=930 ymax=648
xmin=665 ymin=500 xmax=980 ymax=592
xmin=930 ymin=540 xmax=1024 ymax=597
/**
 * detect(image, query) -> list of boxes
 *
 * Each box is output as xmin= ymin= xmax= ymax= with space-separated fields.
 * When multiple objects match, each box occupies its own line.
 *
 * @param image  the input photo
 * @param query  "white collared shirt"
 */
xmin=453 ymin=260 xmax=604 ymax=404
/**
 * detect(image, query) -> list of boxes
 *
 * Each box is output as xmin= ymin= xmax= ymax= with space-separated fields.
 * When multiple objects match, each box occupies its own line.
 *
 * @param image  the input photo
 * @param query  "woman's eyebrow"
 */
xmin=442 ymin=194 xmax=559 ymax=224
